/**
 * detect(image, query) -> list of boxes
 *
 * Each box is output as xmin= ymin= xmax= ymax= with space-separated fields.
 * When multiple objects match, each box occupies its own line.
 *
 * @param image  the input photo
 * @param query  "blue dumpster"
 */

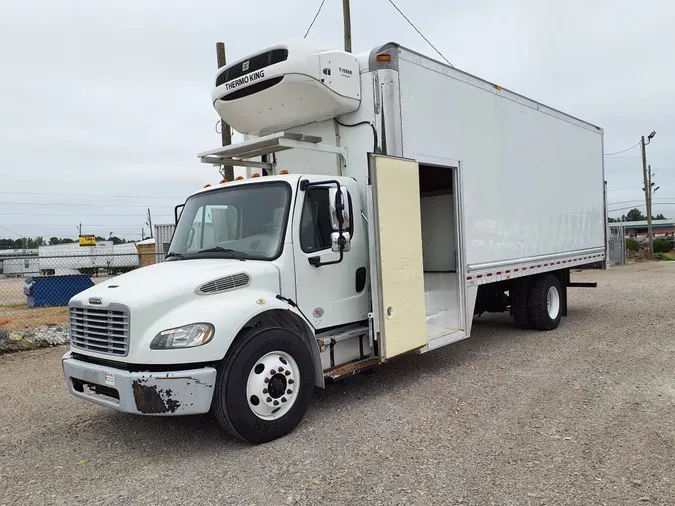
xmin=24 ymin=275 xmax=94 ymax=307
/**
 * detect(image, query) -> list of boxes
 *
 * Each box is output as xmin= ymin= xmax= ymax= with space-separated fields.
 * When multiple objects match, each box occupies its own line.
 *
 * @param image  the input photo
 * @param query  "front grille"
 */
xmin=198 ymin=273 xmax=250 ymax=294
xmin=69 ymin=307 xmax=130 ymax=356
xmin=216 ymin=49 xmax=288 ymax=87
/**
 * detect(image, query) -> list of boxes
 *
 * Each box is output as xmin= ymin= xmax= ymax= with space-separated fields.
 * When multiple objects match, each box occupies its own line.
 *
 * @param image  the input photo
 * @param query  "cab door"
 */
xmin=367 ymin=154 xmax=428 ymax=360
xmin=292 ymin=176 xmax=370 ymax=330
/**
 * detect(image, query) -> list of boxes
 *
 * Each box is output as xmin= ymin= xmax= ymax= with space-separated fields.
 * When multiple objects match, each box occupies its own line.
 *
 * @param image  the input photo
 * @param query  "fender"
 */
xmin=127 ymin=289 xmax=323 ymax=387
xmin=229 ymin=297 xmax=325 ymax=389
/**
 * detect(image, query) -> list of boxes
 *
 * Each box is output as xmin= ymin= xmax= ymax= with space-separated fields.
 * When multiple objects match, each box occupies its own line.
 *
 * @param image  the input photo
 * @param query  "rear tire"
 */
xmin=510 ymin=279 xmax=532 ymax=329
xmin=528 ymin=274 xmax=563 ymax=330
xmin=213 ymin=327 xmax=315 ymax=444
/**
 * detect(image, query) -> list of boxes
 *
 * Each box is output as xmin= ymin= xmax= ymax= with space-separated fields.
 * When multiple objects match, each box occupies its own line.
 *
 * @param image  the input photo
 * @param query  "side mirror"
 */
xmin=329 ymin=186 xmax=351 ymax=232
xmin=331 ymin=231 xmax=351 ymax=253
xmin=174 ymin=204 xmax=185 ymax=225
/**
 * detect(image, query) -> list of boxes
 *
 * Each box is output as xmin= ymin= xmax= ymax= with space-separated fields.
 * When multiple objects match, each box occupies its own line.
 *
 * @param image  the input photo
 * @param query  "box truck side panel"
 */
xmin=396 ymin=50 xmax=605 ymax=269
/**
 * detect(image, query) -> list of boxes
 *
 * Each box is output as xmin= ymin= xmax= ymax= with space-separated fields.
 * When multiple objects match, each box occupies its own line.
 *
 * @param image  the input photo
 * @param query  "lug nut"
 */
xmin=285 ymin=371 xmax=291 ymax=376
xmin=281 ymin=397 xmax=287 ymax=403
xmin=288 ymin=379 xmax=294 ymax=384
xmin=278 ymin=367 xmax=284 ymax=372
xmin=273 ymin=400 xmax=279 ymax=406
xmin=270 ymin=370 xmax=276 ymax=376
xmin=266 ymin=397 xmax=272 ymax=403
xmin=264 ymin=378 xmax=269 ymax=383
xmin=287 ymin=389 xmax=292 ymax=395
xmin=263 ymin=388 xmax=268 ymax=394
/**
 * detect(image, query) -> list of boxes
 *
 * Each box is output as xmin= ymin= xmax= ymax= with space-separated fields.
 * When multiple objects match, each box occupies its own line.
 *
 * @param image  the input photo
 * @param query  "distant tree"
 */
xmin=655 ymin=213 xmax=667 ymax=220
xmin=49 ymin=237 xmax=60 ymax=245
xmin=110 ymin=236 xmax=127 ymax=245
xmin=34 ymin=236 xmax=45 ymax=246
xmin=626 ymin=208 xmax=645 ymax=222
xmin=60 ymin=238 xmax=75 ymax=244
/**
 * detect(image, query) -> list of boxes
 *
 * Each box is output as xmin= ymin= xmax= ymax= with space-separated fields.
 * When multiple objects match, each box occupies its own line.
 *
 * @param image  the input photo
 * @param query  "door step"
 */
xmin=324 ymin=357 xmax=380 ymax=381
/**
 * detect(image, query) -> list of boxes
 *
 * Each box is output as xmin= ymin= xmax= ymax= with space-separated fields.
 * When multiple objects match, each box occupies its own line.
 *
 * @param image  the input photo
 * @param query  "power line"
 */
xmin=604 ymin=143 xmax=640 ymax=156
xmin=304 ymin=0 xmax=326 ymax=38
xmin=609 ymin=203 xmax=675 ymax=212
xmin=0 ymin=224 xmax=168 ymax=227
xmin=0 ymin=190 xmax=184 ymax=200
xmin=120 ymin=225 xmax=145 ymax=238
xmin=609 ymin=198 xmax=675 ymax=205
xmin=386 ymin=0 xmax=454 ymax=67
xmin=0 ymin=212 xmax=173 ymax=217
xmin=0 ymin=201 xmax=175 ymax=209
xmin=0 ymin=224 xmax=22 ymax=237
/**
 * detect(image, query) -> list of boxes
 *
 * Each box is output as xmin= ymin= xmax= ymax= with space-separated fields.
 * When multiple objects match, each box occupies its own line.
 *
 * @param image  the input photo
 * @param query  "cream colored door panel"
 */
xmin=368 ymin=154 xmax=427 ymax=359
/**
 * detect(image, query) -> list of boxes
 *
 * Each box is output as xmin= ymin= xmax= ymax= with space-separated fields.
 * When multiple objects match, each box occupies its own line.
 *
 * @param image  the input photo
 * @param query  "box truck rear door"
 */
xmin=367 ymin=154 xmax=427 ymax=360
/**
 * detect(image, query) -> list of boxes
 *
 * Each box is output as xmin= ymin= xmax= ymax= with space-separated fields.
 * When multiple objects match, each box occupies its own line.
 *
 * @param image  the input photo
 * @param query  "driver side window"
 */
xmin=300 ymin=188 xmax=332 ymax=253
xmin=299 ymin=187 xmax=354 ymax=253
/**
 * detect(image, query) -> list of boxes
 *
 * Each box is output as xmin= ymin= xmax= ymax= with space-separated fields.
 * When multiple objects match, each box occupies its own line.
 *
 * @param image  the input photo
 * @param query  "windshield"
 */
xmin=168 ymin=181 xmax=291 ymax=261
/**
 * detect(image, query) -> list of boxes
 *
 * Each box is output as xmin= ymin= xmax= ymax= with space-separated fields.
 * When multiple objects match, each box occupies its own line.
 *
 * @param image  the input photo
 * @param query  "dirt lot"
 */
xmin=1 ymin=262 xmax=674 ymax=505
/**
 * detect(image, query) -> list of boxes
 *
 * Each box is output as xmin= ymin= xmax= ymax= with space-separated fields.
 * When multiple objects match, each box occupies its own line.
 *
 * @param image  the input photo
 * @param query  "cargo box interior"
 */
xmin=419 ymin=164 xmax=462 ymax=337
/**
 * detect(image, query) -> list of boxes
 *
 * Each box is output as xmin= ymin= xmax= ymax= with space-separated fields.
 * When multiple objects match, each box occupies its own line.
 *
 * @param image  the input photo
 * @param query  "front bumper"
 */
xmin=62 ymin=351 xmax=217 ymax=415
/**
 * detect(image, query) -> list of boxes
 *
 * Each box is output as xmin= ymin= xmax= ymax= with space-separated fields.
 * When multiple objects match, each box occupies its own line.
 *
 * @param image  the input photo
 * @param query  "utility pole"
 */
xmin=216 ymin=42 xmax=234 ymax=181
xmin=342 ymin=0 xmax=352 ymax=52
xmin=146 ymin=209 xmax=154 ymax=238
xmin=640 ymin=131 xmax=656 ymax=258
xmin=141 ymin=227 xmax=144 ymax=241
xmin=78 ymin=223 xmax=82 ymax=236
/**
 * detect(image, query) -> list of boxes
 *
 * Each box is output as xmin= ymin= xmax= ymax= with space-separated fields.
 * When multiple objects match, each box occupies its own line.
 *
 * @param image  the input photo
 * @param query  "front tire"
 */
xmin=213 ymin=327 xmax=315 ymax=444
xmin=528 ymin=274 xmax=563 ymax=330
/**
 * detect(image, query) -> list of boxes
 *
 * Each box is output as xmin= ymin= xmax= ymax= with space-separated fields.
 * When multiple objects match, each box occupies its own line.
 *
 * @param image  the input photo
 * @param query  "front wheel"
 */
xmin=213 ymin=327 xmax=315 ymax=444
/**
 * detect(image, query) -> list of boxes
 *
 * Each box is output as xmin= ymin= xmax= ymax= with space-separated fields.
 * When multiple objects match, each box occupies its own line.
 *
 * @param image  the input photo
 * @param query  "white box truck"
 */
xmin=62 ymin=40 xmax=606 ymax=443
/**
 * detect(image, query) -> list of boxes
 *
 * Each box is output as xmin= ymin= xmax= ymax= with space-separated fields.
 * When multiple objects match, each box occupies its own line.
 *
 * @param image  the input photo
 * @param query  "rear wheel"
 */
xmin=528 ymin=274 xmax=563 ymax=330
xmin=510 ymin=279 xmax=532 ymax=329
xmin=213 ymin=327 xmax=315 ymax=444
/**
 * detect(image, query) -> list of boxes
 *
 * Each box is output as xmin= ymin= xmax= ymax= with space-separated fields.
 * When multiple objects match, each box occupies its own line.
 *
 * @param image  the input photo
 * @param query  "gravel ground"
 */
xmin=1 ymin=262 xmax=674 ymax=506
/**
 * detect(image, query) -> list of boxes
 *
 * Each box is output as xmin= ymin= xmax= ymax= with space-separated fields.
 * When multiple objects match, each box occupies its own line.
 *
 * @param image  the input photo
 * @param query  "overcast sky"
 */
xmin=2 ymin=0 xmax=675 ymax=241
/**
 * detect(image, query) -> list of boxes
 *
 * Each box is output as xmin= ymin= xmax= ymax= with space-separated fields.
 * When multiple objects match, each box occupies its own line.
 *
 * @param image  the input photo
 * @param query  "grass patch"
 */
xmin=654 ymin=252 xmax=675 ymax=261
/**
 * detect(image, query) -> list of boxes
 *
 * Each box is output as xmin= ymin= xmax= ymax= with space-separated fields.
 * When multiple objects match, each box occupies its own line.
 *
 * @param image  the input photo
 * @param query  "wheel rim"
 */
xmin=246 ymin=351 xmax=300 ymax=420
xmin=546 ymin=285 xmax=560 ymax=319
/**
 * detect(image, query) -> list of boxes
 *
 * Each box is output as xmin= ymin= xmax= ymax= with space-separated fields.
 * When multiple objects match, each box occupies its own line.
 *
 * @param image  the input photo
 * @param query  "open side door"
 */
xmin=367 ymin=154 xmax=427 ymax=360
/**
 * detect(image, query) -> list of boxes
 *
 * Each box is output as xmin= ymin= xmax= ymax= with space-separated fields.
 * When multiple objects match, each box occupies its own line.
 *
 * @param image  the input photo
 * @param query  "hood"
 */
xmin=70 ymin=259 xmax=280 ymax=309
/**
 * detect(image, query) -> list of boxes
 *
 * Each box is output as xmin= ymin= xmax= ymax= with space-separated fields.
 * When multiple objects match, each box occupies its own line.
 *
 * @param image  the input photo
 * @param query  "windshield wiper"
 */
xmin=165 ymin=252 xmax=184 ymax=260
xmin=196 ymin=247 xmax=248 ymax=260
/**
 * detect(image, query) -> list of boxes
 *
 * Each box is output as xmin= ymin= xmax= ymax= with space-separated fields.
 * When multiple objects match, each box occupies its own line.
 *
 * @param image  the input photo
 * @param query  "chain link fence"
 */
xmin=0 ymin=252 xmax=165 ymax=353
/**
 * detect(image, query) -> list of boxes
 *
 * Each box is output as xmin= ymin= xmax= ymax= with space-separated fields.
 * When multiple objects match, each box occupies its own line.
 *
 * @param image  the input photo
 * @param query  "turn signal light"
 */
xmin=376 ymin=54 xmax=392 ymax=62
xmin=203 ymin=184 xmax=211 ymax=188
xmin=219 ymin=179 xmax=229 ymax=184
xmin=251 ymin=173 xmax=261 ymax=178
xmin=235 ymin=176 xmax=244 ymax=180
xmin=279 ymin=170 xmax=289 ymax=175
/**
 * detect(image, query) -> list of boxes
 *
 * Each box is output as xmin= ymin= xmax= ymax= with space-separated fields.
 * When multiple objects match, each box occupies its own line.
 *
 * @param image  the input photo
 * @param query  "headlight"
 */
xmin=150 ymin=323 xmax=215 ymax=349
